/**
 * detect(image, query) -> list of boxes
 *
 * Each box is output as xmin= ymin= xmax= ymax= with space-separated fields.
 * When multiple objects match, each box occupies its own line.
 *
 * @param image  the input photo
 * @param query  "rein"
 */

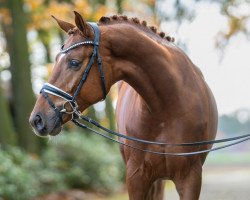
xmin=40 ymin=23 xmax=250 ymax=156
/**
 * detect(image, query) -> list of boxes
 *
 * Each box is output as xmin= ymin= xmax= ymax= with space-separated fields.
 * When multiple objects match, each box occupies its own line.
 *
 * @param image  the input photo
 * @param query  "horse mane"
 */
xmin=98 ymin=15 xmax=175 ymax=43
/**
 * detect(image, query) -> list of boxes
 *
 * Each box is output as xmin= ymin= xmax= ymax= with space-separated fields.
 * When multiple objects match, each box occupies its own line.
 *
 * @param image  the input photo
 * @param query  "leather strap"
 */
xmin=42 ymin=83 xmax=73 ymax=101
xmin=41 ymin=23 xmax=107 ymax=121
xmin=78 ymin=115 xmax=250 ymax=147
xmin=72 ymin=118 xmax=250 ymax=156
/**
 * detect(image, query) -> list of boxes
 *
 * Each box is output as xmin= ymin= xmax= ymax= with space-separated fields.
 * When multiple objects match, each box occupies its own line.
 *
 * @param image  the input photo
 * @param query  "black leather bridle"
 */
xmin=41 ymin=23 xmax=106 ymax=121
xmin=40 ymin=23 xmax=250 ymax=156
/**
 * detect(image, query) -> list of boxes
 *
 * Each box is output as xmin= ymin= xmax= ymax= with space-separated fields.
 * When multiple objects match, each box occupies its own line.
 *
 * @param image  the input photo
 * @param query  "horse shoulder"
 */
xmin=116 ymin=82 xmax=138 ymax=131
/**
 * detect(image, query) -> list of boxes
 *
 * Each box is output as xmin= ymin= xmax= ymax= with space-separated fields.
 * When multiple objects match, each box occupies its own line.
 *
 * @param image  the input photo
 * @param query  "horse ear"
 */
xmin=74 ymin=11 xmax=91 ymax=37
xmin=52 ymin=15 xmax=75 ymax=33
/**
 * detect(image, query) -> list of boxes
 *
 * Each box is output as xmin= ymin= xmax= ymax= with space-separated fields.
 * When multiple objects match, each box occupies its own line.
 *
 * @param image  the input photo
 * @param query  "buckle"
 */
xmin=60 ymin=100 xmax=78 ymax=115
xmin=97 ymin=57 xmax=102 ymax=65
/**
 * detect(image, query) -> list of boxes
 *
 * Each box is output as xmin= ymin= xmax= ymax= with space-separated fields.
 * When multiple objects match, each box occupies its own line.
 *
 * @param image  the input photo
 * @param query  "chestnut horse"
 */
xmin=30 ymin=12 xmax=218 ymax=200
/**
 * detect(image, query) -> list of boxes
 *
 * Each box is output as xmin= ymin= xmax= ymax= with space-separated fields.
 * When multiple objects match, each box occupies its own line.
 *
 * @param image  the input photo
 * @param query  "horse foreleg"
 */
xmin=126 ymin=167 xmax=165 ymax=200
xmin=147 ymin=180 xmax=165 ymax=200
xmin=126 ymin=167 xmax=151 ymax=200
xmin=173 ymin=165 xmax=202 ymax=200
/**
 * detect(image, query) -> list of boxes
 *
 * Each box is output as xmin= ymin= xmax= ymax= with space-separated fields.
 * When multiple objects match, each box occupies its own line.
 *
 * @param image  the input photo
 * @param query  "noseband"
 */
xmin=39 ymin=23 xmax=250 ymax=156
xmin=40 ymin=23 xmax=107 ymax=121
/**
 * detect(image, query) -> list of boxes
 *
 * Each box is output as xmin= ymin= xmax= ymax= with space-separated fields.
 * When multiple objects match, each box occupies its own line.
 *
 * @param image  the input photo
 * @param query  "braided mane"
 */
xmin=98 ymin=15 xmax=175 ymax=43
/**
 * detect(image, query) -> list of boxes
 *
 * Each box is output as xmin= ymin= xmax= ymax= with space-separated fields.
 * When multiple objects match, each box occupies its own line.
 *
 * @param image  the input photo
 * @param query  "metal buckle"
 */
xmin=60 ymin=100 xmax=78 ymax=114
xmin=60 ymin=100 xmax=82 ymax=120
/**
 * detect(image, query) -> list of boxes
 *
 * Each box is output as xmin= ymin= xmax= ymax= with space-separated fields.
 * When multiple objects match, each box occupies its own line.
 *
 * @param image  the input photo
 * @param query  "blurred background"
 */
xmin=0 ymin=0 xmax=249 ymax=199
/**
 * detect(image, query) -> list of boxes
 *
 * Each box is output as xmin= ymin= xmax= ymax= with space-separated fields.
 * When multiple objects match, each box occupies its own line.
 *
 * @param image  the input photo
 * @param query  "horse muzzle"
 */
xmin=29 ymin=111 xmax=62 ymax=137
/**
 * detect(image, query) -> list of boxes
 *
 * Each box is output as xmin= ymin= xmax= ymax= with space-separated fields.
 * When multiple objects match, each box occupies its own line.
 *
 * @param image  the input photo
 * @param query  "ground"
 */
xmin=35 ymin=164 xmax=250 ymax=200
xmin=165 ymin=165 xmax=250 ymax=200
xmin=35 ymin=151 xmax=250 ymax=200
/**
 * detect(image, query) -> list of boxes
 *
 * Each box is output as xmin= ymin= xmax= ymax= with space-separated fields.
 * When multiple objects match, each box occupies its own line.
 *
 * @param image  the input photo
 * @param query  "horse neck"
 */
xmin=101 ymin=24 xmax=182 ymax=115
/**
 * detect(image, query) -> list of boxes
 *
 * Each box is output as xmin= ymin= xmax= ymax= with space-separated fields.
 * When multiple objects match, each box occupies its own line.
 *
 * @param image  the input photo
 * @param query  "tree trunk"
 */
xmin=38 ymin=29 xmax=52 ymax=63
xmin=6 ymin=0 xmax=40 ymax=153
xmin=0 ymin=85 xmax=16 ymax=147
xmin=116 ymin=0 xmax=123 ymax=14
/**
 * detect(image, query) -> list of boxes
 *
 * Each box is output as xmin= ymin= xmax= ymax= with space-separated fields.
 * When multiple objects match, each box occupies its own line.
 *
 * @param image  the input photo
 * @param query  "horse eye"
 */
xmin=69 ymin=59 xmax=81 ymax=68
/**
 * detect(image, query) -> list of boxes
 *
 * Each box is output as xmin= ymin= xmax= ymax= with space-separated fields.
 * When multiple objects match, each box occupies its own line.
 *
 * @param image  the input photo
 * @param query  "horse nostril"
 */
xmin=33 ymin=114 xmax=46 ymax=133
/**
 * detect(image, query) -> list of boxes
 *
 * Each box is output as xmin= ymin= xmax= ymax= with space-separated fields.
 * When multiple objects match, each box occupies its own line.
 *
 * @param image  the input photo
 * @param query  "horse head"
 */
xmin=29 ymin=12 xmax=113 ymax=136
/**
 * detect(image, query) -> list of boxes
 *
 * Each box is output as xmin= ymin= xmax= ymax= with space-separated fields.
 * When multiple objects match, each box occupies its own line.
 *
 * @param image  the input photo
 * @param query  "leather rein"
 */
xmin=40 ymin=23 xmax=250 ymax=156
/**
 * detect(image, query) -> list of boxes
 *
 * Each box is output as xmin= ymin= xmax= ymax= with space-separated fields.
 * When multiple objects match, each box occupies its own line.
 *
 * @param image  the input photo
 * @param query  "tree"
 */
xmin=156 ymin=0 xmax=250 ymax=50
xmin=0 ymin=85 xmax=16 ymax=147
xmin=4 ymin=0 xmax=40 ymax=153
xmin=219 ymin=109 xmax=250 ymax=135
xmin=116 ymin=0 xmax=124 ymax=14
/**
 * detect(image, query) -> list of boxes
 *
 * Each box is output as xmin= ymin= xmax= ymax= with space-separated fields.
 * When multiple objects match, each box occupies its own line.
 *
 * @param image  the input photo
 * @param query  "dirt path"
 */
xmin=35 ymin=165 xmax=250 ymax=200
xmin=164 ymin=165 xmax=250 ymax=200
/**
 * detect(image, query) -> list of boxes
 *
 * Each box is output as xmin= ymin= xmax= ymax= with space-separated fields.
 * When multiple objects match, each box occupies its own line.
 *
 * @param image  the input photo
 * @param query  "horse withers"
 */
xmin=29 ymin=12 xmax=218 ymax=200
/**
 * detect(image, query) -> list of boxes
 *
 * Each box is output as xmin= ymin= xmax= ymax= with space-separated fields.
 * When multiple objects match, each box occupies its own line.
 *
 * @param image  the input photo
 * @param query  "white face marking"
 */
xmin=57 ymin=53 xmax=65 ymax=63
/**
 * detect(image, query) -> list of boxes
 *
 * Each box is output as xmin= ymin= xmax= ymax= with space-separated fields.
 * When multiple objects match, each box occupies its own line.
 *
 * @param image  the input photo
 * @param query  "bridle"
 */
xmin=40 ymin=23 xmax=250 ymax=156
xmin=41 ymin=23 xmax=106 ymax=121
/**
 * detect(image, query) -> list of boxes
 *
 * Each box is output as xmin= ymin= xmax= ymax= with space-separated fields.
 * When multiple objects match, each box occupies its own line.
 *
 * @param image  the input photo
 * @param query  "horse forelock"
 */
xmin=98 ymin=15 xmax=175 ymax=43
xmin=67 ymin=27 xmax=83 ymax=36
